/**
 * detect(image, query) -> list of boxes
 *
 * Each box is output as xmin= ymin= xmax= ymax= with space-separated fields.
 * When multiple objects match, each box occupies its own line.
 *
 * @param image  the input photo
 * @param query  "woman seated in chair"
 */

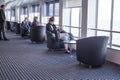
xmin=31 ymin=16 xmax=40 ymax=27
xmin=46 ymin=16 xmax=72 ymax=53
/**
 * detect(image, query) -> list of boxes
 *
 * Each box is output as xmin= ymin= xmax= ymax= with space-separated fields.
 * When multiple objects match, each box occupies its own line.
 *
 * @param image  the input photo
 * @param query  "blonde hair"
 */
xmin=25 ymin=17 xmax=28 ymax=21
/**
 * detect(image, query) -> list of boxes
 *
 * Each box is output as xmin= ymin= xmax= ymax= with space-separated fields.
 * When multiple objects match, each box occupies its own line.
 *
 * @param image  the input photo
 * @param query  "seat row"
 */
xmin=6 ymin=21 xmax=109 ymax=68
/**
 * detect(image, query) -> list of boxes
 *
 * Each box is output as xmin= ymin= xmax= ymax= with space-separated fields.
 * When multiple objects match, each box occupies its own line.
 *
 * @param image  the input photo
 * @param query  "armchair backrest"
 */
xmin=76 ymin=36 xmax=109 ymax=66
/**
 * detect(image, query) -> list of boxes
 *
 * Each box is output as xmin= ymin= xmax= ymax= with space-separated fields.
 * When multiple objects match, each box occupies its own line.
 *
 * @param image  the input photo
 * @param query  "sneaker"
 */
xmin=65 ymin=50 xmax=70 ymax=54
xmin=0 ymin=38 xmax=3 ymax=40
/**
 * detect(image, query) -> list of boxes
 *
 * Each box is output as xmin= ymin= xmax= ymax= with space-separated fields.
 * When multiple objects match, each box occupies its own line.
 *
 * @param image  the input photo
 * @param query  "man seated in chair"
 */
xmin=46 ymin=16 xmax=74 ymax=53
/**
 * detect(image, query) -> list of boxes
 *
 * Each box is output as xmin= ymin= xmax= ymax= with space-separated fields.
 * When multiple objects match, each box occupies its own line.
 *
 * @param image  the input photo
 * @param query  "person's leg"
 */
xmin=59 ymin=33 xmax=70 ymax=53
xmin=0 ymin=27 xmax=2 ymax=40
xmin=1 ymin=23 xmax=8 ymax=40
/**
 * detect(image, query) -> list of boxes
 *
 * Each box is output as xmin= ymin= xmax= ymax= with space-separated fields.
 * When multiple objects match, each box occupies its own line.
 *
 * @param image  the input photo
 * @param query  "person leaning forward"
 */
xmin=0 ymin=5 xmax=9 ymax=41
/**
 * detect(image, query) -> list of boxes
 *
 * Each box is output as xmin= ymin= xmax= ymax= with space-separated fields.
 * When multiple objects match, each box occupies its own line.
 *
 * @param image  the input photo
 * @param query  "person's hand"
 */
xmin=56 ymin=27 xmax=60 ymax=30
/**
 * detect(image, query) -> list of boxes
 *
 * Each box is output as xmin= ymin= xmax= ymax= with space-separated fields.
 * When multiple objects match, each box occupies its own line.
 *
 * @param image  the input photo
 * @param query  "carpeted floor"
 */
xmin=0 ymin=32 xmax=120 ymax=80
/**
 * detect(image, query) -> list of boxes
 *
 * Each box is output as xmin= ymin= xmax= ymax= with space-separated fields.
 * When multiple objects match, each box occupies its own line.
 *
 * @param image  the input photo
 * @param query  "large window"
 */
xmin=29 ymin=5 xmax=40 ymax=22
xmin=87 ymin=0 xmax=120 ymax=50
xmin=11 ymin=9 xmax=15 ymax=22
xmin=6 ymin=10 xmax=11 ymax=21
xmin=62 ymin=7 xmax=82 ymax=38
xmin=20 ymin=7 xmax=28 ymax=22
xmin=97 ymin=0 xmax=111 ymax=30
xmin=42 ymin=1 xmax=59 ymax=25
xmin=112 ymin=0 xmax=120 ymax=50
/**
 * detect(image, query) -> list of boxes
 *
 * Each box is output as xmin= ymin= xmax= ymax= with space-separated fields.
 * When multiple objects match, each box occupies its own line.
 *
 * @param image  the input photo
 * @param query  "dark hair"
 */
xmin=49 ymin=16 xmax=54 ymax=22
xmin=1 ymin=5 xmax=5 ymax=8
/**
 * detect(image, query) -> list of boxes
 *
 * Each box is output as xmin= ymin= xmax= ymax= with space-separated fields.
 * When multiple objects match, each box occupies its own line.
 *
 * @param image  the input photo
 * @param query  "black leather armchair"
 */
xmin=5 ymin=21 xmax=11 ymax=30
xmin=16 ymin=23 xmax=21 ymax=34
xmin=76 ymin=36 xmax=109 ymax=67
xmin=30 ymin=26 xmax=45 ymax=43
xmin=46 ymin=30 xmax=64 ymax=50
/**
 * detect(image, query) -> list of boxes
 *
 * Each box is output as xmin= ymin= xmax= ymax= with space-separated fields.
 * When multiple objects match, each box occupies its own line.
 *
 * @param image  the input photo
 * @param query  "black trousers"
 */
xmin=0 ymin=23 xmax=7 ymax=39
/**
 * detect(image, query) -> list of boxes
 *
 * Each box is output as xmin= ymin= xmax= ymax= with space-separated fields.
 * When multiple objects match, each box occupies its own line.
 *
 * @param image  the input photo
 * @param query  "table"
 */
xmin=64 ymin=40 xmax=76 ymax=56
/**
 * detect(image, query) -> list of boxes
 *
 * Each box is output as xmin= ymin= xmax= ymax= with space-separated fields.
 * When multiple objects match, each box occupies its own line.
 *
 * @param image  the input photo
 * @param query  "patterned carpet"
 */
xmin=0 ymin=32 xmax=120 ymax=80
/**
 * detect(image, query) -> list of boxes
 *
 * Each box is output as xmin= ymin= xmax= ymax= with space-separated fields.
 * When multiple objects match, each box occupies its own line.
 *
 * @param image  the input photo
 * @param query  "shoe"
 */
xmin=68 ymin=47 xmax=70 ymax=50
xmin=4 ymin=38 xmax=9 ymax=41
xmin=0 ymin=38 xmax=3 ymax=40
xmin=65 ymin=50 xmax=70 ymax=54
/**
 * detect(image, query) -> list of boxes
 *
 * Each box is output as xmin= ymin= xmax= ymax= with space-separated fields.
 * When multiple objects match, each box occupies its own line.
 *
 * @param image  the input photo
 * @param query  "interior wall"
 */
xmin=107 ymin=49 xmax=120 ymax=65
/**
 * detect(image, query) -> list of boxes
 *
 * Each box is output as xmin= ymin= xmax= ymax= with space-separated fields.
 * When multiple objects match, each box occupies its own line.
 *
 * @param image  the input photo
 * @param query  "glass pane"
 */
xmin=20 ymin=15 xmax=24 ymax=22
xmin=55 ymin=3 xmax=59 ymax=16
xmin=87 ymin=30 xmax=96 ymax=37
xmin=32 ymin=6 xmax=35 ymax=13
xmin=112 ymin=33 xmax=120 ymax=46
xmin=42 ymin=17 xmax=49 ymax=24
xmin=35 ymin=5 xmax=39 ymax=12
xmin=29 ymin=13 xmax=34 ymax=22
xmin=97 ymin=0 xmax=111 ymax=30
xmin=11 ymin=17 xmax=15 ymax=22
xmin=35 ymin=13 xmax=40 ymax=21
xmin=21 ymin=8 xmax=24 ymax=14
xmin=63 ymin=27 xmax=70 ymax=33
xmin=20 ymin=15 xmax=27 ymax=22
xmin=6 ymin=10 xmax=11 ymax=21
xmin=87 ymin=0 xmax=96 ymax=29
xmin=62 ymin=9 xmax=70 ymax=26
xmin=54 ymin=16 xmax=59 ymax=25
xmin=71 ymin=28 xmax=79 ymax=37
xmin=49 ymin=3 xmax=53 ymax=16
xmin=113 ymin=0 xmax=120 ymax=32
xmin=97 ymin=31 xmax=110 ymax=43
xmin=71 ymin=8 xmax=80 ymax=27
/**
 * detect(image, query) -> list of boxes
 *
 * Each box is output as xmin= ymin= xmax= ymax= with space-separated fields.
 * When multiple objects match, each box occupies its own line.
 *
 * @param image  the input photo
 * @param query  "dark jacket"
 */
xmin=46 ymin=23 xmax=57 ymax=33
xmin=0 ymin=9 xmax=5 ymax=23
xmin=46 ymin=23 xmax=60 ymax=41
xmin=31 ymin=21 xmax=40 ymax=27
xmin=21 ymin=21 xmax=31 ymax=29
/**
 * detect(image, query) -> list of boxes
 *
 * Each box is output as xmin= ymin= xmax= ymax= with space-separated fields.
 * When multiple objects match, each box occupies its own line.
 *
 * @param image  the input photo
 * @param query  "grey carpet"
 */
xmin=0 ymin=32 xmax=120 ymax=80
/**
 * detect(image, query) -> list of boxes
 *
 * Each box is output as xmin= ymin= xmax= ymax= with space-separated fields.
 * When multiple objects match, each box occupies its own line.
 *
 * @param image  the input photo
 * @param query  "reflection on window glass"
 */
xmin=87 ymin=30 xmax=96 ymax=37
xmin=71 ymin=28 xmax=79 ymax=37
xmin=62 ymin=9 xmax=70 ymax=26
xmin=87 ymin=0 xmax=96 ymax=29
xmin=113 ymin=0 xmax=120 ymax=32
xmin=63 ymin=27 xmax=70 ymax=33
xmin=71 ymin=8 xmax=80 ymax=27
xmin=55 ymin=3 xmax=59 ymax=16
xmin=97 ymin=0 xmax=111 ymax=30
xmin=49 ymin=3 xmax=53 ymax=16
xmin=112 ymin=33 xmax=120 ymax=46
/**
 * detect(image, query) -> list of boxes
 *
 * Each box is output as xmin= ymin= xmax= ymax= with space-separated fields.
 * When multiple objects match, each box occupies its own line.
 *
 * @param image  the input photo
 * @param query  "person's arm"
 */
xmin=21 ymin=21 xmax=24 ymax=29
xmin=28 ymin=21 xmax=32 ymax=27
xmin=0 ymin=10 xmax=4 ymax=22
xmin=46 ymin=23 xmax=55 ymax=33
